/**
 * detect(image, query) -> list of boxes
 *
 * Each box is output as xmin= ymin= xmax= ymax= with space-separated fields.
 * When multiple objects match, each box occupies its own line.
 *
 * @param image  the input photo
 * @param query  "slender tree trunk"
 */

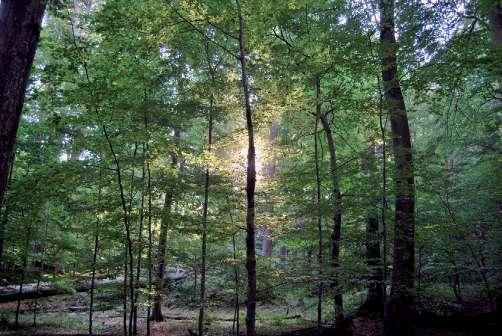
xmin=0 ymin=0 xmax=46 ymax=208
xmin=315 ymin=76 xmax=344 ymax=323
xmin=232 ymin=233 xmax=240 ymax=336
xmin=151 ymin=130 xmax=179 ymax=322
xmin=236 ymin=1 xmax=257 ymax=335
xmin=133 ymin=147 xmax=146 ymax=335
xmin=33 ymin=204 xmax=49 ymax=327
xmin=314 ymin=116 xmax=323 ymax=333
xmin=146 ymin=146 xmax=153 ymax=336
xmin=68 ymin=16 xmax=136 ymax=334
xmin=123 ymin=245 xmax=128 ymax=336
xmin=198 ymin=51 xmax=214 ymax=336
xmin=193 ymin=262 xmax=198 ymax=303
xmin=126 ymin=145 xmax=139 ymax=336
xmin=89 ymin=172 xmax=102 ymax=336
xmin=362 ymin=144 xmax=384 ymax=314
xmin=15 ymin=217 xmax=30 ymax=328
xmin=379 ymin=1 xmax=416 ymax=335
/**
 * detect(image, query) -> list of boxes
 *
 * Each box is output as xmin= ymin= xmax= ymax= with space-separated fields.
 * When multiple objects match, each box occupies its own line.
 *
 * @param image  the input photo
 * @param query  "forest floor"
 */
xmin=0 ymin=290 xmax=498 ymax=336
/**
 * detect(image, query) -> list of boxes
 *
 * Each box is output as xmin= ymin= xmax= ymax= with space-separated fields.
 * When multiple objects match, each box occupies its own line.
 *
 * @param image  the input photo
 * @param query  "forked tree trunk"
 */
xmin=315 ymin=76 xmax=344 ymax=323
xmin=236 ymin=1 xmax=257 ymax=335
xmin=379 ymin=1 xmax=416 ymax=335
xmin=0 ymin=0 xmax=46 ymax=209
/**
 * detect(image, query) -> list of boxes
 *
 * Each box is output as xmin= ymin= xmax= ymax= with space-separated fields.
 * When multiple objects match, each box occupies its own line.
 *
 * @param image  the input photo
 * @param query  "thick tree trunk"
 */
xmin=236 ymin=1 xmax=257 ymax=335
xmin=488 ymin=3 xmax=502 ymax=47
xmin=379 ymin=1 xmax=416 ymax=335
xmin=378 ymin=80 xmax=388 ymax=298
xmin=315 ymin=77 xmax=344 ymax=323
xmin=151 ymin=130 xmax=179 ymax=322
xmin=0 ymin=0 xmax=46 ymax=209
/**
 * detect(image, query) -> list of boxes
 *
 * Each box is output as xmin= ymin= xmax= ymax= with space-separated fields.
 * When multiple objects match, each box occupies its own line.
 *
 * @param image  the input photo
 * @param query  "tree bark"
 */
xmin=151 ymin=130 xmax=179 ymax=322
xmin=236 ymin=1 xmax=257 ymax=335
xmin=198 ymin=50 xmax=214 ymax=335
xmin=315 ymin=76 xmax=344 ymax=323
xmin=89 ymin=173 xmax=102 ymax=336
xmin=146 ymin=143 xmax=153 ymax=336
xmin=361 ymin=144 xmax=384 ymax=314
xmin=232 ymin=233 xmax=240 ymax=336
xmin=16 ymin=217 xmax=31 ymax=327
xmin=314 ymin=116 xmax=323 ymax=333
xmin=133 ymin=146 xmax=146 ymax=335
xmin=379 ymin=1 xmax=416 ymax=335
xmin=488 ymin=3 xmax=502 ymax=47
xmin=0 ymin=0 xmax=46 ymax=209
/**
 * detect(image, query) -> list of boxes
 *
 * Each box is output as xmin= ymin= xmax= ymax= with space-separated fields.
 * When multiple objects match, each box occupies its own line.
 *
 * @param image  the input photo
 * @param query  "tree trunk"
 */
xmin=488 ymin=3 xmax=502 ymax=47
xmin=232 ymin=233 xmax=240 ymax=336
xmin=146 ymin=144 xmax=153 ymax=336
xmin=33 ymin=203 xmax=49 ymax=327
xmin=89 ymin=175 xmax=102 ymax=336
xmin=198 ymin=53 xmax=214 ymax=335
xmin=123 ymin=245 xmax=128 ymax=336
xmin=133 ymin=147 xmax=146 ymax=335
xmin=0 ymin=0 xmax=46 ymax=209
xmin=16 ymin=218 xmax=31 ymax=327
xmin=314 ymin=116 xmax=323 ymax=333
xmin=379 ymin=1 xmax=416 ymax=335
xmin=361 ymin=145 xmax=384 ymax=314
xmin=236 ymin=1 xmax=257 ymax=335
xmin=378 ymin=79 xmax=388 ymax=299
xmin=315 ymin=76 xmax=344 ymax=323
xmin=151 ymin=130 xmax=179 ymax=322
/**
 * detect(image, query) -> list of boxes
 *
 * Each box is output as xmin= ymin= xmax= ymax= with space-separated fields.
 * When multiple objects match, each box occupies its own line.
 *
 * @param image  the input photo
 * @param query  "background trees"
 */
xmin=0 ymin=1 xmax=500 ymax=336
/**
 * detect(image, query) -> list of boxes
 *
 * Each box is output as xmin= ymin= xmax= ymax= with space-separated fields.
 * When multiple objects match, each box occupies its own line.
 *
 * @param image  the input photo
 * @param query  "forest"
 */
xmin=0 ymin=0 xmax=501 ymax=335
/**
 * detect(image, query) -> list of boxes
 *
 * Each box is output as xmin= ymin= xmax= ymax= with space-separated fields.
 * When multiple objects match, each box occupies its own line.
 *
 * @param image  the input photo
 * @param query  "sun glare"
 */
xmin=239 ymin=144 xmax=264 ymax=175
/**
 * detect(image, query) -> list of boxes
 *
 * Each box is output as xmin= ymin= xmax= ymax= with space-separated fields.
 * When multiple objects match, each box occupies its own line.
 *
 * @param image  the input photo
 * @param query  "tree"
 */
xmin=0 ymin=0 xmax=46 ymax=213
xmin=151 ymin=130 xmax=179 ymax=322
xmin=315 ymin=76 xmax=344 ymax=323
xmin=379 ymin=1 xmax=416 ymax=335
xmin=235 ymin=1 xmax=257 ymax=335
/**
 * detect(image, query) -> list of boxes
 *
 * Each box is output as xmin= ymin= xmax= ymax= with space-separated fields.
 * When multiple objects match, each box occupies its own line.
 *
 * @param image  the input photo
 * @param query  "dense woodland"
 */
xmin=0 ymin=0 xmax=501 ymax=335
